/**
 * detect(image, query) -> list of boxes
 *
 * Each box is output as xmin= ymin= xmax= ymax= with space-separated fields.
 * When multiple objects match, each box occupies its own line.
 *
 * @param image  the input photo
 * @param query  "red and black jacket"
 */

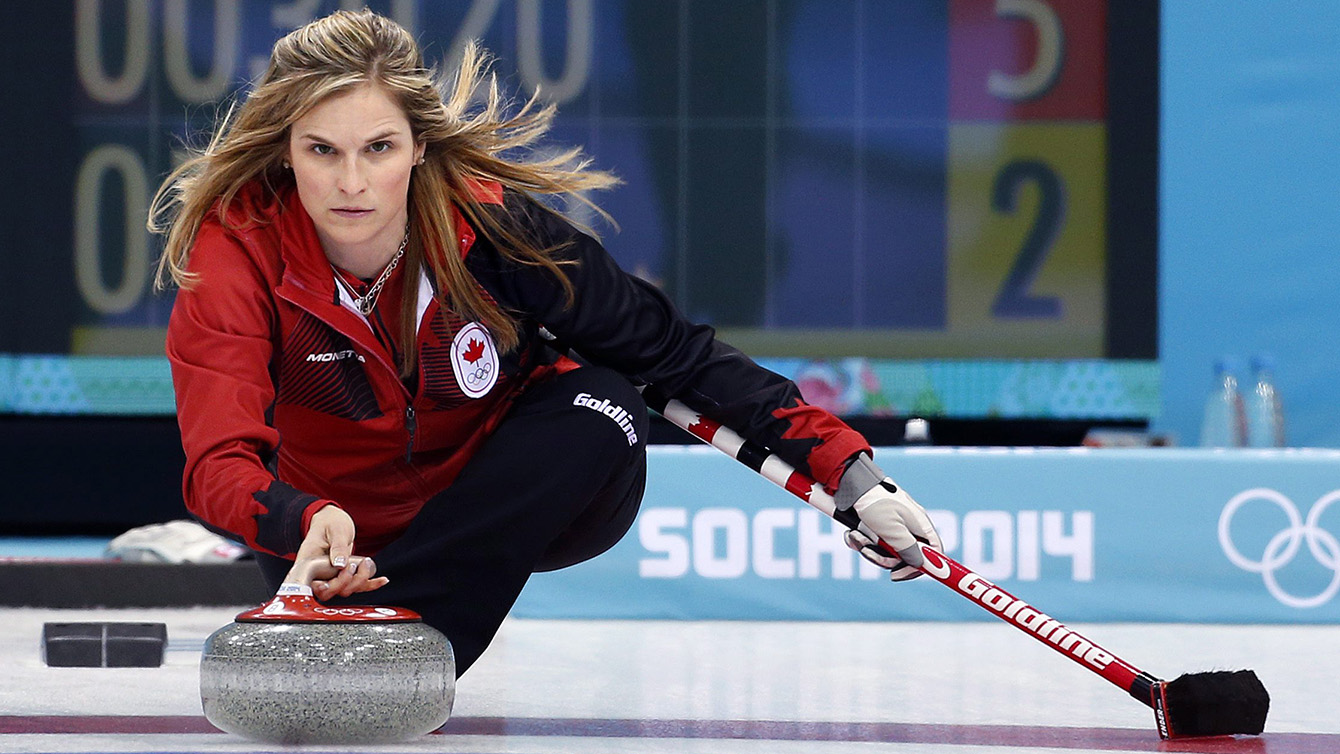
xmin=167 ymin=180 xmax=869 ymax=559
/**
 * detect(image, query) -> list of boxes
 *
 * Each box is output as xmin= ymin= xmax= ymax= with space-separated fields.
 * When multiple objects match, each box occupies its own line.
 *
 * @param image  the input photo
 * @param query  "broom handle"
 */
xmin=654 ymin=396 xmax=1158 ymax=707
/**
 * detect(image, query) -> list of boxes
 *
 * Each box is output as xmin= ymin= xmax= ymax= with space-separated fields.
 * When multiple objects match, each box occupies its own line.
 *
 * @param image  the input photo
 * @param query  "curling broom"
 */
xmin=649 ymin=395 xmax=1270 ymax=740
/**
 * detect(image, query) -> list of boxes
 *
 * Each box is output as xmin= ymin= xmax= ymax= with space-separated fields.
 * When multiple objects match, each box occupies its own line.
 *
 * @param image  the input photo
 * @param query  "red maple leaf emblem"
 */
xmin=685 ymin=415 xmax=720 ymax=442
xmin=461 ymin=338 xmax=486 ymax=364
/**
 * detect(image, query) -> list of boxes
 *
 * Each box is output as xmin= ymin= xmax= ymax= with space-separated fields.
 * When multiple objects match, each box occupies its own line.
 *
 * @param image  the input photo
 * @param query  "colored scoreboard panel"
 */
xmin=947 ymin=1 xmax=1112 ymax=358
xmin=4 ymin=0 xmax=1156 ymax=369
xmin=723 ymin=0 xmax=1153 ymax=358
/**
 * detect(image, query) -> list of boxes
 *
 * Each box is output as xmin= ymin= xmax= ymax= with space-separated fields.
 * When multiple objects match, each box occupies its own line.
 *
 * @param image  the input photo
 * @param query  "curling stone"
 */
xmin=200 ymin=579 xmax=454 ymax=744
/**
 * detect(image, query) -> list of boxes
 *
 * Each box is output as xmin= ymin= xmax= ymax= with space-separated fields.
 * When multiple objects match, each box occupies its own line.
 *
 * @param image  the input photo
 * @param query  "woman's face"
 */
xmin=287 ymin=83 xmax=425 ymax=274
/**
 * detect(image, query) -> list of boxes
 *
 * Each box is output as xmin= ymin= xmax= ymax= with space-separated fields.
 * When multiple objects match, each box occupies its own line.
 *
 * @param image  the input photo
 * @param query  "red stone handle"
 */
xmin=235 ymin=583 xmax=422 ymax=623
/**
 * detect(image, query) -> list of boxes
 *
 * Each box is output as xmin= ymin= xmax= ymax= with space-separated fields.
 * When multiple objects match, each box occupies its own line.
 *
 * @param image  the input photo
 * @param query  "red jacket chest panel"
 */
xmin=270 ymin=295 xmax=522 ymax=455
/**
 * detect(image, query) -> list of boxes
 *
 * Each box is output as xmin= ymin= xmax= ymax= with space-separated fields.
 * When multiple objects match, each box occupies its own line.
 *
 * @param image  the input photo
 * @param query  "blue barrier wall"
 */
xmin=1159 ymin=3 xmax=1340 ymax=447
xmin=513 ymin=447 xmax=1340 ymax=623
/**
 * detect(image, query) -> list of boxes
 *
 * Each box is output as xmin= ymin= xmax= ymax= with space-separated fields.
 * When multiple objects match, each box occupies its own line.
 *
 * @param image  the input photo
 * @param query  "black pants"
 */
xmin=255 ymin=366 xmax=648 ymax=675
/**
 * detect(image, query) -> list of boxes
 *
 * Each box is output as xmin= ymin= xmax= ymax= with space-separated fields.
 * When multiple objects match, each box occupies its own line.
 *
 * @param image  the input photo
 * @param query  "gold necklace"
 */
xmin=334 ymin=229 xmax=409 ymax=316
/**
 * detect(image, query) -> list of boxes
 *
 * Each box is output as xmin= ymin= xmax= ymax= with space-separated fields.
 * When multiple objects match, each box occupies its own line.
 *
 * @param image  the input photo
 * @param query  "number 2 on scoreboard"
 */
xmin=991 ymin=160 xmax=1064 ymax=319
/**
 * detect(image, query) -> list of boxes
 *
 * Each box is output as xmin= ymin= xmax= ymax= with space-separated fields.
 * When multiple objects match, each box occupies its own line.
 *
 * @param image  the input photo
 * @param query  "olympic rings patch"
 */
xmin=1218 ymin=488 xmax=1340 ymax=608
xmin=450 ymin=322 xmax=499 ymax=398
xmin=314 ymin=607 xmax=364 ymax=616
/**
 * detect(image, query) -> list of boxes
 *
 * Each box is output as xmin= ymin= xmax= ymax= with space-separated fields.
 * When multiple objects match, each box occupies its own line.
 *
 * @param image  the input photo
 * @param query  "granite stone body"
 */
xmin=200 ymin=620 xmax=455 ymax=744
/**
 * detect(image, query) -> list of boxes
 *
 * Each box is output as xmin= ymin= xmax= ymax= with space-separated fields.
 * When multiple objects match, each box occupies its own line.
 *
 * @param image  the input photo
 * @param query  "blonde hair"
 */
xmin=149 ymin=9 xmax=618 ymax=369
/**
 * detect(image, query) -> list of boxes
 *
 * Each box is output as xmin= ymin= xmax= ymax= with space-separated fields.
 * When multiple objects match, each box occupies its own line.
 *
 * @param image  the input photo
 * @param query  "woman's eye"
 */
xmin=368 ymin=141 xmax=391 ymax=154
xmin=311 ymin=144 xmax=334 ymax=156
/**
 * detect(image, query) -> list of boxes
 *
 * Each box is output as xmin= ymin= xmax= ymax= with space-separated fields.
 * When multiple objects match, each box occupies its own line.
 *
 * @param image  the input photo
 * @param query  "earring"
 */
xmin=417 ymin=157 xmax=425 ymax=165
xmin=282 ymin=160 xmax=291 ymax=170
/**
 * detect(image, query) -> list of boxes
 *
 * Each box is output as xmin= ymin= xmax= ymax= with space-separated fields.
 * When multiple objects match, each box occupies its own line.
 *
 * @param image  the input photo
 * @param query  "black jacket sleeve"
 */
xmin=466 ymin=194 xmax=870 ymax=489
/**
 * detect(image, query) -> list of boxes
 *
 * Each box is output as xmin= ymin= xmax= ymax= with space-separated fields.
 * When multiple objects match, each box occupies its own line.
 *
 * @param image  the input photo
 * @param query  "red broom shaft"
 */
xmin=914 ymin=545 xmax=1144 ymax=692
xmin=658 ymin=397 xmax=1152 ymax=701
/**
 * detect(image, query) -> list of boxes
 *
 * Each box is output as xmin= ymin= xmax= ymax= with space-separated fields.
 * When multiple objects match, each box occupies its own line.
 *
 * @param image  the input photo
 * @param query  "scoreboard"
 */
xmin=0 ymin=0 xmax=1158 ymax=416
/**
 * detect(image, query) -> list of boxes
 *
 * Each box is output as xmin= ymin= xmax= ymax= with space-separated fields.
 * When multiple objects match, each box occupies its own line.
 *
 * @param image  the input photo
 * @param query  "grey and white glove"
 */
xmin=835 ymin=453 xmax=943 ymax=581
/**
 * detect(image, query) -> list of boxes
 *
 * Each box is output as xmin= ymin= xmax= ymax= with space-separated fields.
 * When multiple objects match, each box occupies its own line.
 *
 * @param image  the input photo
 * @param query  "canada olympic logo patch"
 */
xmin=451 ymin=322 xmax=499 ymax=398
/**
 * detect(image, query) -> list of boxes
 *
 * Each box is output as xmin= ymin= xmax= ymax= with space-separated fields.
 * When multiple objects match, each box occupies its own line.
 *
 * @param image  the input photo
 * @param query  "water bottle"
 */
xmin=1199 ymin=359 xmax=1247 ymax=447
xmin=1246 ymin=355 xmax=1286 ymax=447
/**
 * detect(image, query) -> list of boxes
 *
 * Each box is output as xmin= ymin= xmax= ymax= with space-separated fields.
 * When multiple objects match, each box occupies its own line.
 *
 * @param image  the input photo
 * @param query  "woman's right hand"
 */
xmin=285 ymin=505 xmax=389 ymax=600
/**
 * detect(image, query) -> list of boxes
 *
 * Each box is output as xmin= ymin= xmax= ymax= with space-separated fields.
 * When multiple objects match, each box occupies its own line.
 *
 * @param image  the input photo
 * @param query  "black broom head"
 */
xmin=1154 ymin=669 xmax=1270 ymax=739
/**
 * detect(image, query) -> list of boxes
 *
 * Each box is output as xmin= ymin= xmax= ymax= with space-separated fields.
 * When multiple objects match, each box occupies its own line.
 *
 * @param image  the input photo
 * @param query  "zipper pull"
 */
xmin=405 ymin=405 xmax=417 ymax=463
